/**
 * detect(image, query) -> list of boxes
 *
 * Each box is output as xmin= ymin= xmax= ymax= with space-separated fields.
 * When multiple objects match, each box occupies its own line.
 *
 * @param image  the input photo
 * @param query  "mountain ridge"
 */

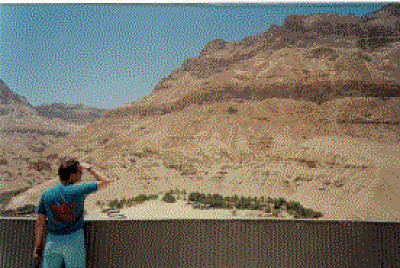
xmin=0 ymin=79 xmax=104 ymax=123
xmin=35 ymin=102 xmax=104 ymax=124
xmin=0 ymin=80 xmax=100 ymax=197
xmin=102 ymin=3 xmax=400 ymax=118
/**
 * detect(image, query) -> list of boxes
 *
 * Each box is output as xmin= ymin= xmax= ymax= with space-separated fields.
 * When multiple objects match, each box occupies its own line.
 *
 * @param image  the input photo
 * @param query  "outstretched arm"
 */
xmin=81 ymin=162 xmax=114 ymax=190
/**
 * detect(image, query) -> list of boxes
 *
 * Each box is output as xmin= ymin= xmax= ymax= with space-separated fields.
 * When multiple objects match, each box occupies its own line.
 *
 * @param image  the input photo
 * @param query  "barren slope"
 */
xmin=6 ymin=99 xmax=400 ymax=221
xmin=4 ymin=5 xmax=400 ymax=221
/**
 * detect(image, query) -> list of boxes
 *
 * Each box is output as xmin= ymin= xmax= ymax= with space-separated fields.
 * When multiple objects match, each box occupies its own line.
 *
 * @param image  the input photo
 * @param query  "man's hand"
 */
xmin=81 ymin=162 xmax=114 ymax=189
xmin=80 ymin=162 xmax=91 ymax=170
xmin=33 ymin=246 xmax=43 ymax=259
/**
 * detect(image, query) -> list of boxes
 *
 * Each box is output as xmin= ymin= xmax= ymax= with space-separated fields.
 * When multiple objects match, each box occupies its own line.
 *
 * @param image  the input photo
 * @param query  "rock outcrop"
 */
xmin=0 ymin=79 xmax=31 ymax=106
xmin=103 ymin=3 xmax=400 ymax=119
xmin=0 ymin=80 xmax=90 ymax=202
xmin=35 ymin=103 xmax=103 ymax=124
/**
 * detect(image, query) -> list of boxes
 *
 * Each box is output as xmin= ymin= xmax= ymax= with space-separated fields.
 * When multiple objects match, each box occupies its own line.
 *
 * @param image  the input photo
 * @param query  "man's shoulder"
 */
xmin=72 ymin=181 xmax=98 ymax=193
xmin=75 ymin=181 xmax=98 ymax=187
xmin=42 ymin=184 xmax=61 ymax=195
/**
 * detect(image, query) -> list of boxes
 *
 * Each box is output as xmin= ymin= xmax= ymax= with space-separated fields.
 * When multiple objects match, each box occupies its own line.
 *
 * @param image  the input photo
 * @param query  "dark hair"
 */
xmin=58 ymin=158 xmax=80 ymax=181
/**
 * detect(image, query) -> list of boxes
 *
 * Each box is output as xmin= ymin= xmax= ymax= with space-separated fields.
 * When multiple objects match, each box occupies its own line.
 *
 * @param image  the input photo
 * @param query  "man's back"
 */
xmin=35 ymin=182 xmax=98 ymax=235
xmin=34 ymin=160 xmax=112 ymax=267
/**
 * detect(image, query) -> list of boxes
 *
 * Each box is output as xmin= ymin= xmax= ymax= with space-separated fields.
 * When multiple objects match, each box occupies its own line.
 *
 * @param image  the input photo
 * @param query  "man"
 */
xmin=33 ymin=158 xmax=113 ymax=268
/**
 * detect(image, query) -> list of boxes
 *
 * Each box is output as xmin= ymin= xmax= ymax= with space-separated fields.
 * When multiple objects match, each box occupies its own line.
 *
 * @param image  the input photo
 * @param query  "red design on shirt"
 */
xmin=51 ymin=200 xmax=78 ymax=222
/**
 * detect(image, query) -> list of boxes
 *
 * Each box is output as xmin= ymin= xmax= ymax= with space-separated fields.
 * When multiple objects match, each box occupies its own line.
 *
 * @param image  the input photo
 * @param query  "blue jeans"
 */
xmin=43 ymin=228 xmax=85 ymax=268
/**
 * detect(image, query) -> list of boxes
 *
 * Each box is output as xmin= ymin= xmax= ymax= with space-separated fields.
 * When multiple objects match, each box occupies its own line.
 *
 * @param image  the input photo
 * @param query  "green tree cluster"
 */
xmin=108 ymin=199 xmax=124 ymax=209
xmin=270 ymin=197 xmax=287 ymax=209
xmin=227 ymin=106 xmax=238 ymax=114
xmin=162 ymin=192 xmax=176 ymax=203
xmin=106 ymin=194 xmax=159 ymax=209
xmin=16 ymin=204 xmax=36 ymax=214
xmin=188 ymin=192 xmax=231 ymax=209
xmin=101 ymin=190 xmax=323 ymax=219
xmin=286 ymin=200 xmax=323 ymax=219
xmin=186 ymin=191 xmax=323 ymax=219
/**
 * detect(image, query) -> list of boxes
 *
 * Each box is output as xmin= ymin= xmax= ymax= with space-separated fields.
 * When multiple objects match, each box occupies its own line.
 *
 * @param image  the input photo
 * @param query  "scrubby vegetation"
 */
xmin=16 ymin=204 xmax=37 ymax=214
xmin=188 ymin=192 xmax=322 ymax=218
xmin=105 ymin=193 xmax=159 ymax=209
xmin=0 ymin=190 xmax=320 ymax=220
xmin=98 ymin=189 xmax=322 ymax=219
xmin=161 ymin=192 xmax=176 ymax=203
xmin=0 ymin=204 xmax=37 ymax=217
xmin=188 ymin=191 xmax=323 ymax=219
xmin=0 ymin=189 xmax=322 ymax=219
xmin=227 ymin=106 xmax=238 ymax=114
xmin=0 ymin=158 xmax=8 ymax=165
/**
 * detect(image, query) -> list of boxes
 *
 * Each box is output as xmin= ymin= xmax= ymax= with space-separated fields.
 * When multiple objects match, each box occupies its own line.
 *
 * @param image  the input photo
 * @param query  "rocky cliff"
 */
xmin=0 ymin=79 xmax=30 ymax=106
xmin=0 ymin=80 xmax=97 ymax=200
xmin=103 ymin=3 xmax=400 ymax=118
xmin=35 ymin=102 xmax=103 ymax=124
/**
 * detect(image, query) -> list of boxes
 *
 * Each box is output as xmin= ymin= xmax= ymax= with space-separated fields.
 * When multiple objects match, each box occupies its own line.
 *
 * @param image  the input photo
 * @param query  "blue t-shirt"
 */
xmin=35 ymin=181 xmax=98 ymax=235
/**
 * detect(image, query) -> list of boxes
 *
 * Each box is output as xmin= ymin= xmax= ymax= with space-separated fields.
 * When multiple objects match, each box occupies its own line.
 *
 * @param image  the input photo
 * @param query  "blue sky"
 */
xmin=0 ymin=3 xmax=388 ymax=109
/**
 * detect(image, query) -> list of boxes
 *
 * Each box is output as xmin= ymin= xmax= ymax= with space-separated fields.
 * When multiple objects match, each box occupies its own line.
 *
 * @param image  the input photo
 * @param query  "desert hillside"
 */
xmin=0 ymin=79 xmax=101 ymax=208
xmin=103 ymin=4 xmax=400 ymax=118
xmin=5 ymin=98 xmax=399 ymax=221
xmin=35 ymin=102 xmax=103 ymax=124
xmin=3 ymin=4 xmax=400 ymax=221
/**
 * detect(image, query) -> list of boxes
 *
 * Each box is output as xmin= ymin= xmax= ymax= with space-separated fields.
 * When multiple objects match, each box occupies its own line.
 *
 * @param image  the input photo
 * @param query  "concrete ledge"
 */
xmin=1 ymin=218 xmax=399 ymax=268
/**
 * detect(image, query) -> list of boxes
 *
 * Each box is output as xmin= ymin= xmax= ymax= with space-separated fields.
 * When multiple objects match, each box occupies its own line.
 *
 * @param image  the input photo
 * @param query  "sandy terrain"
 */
xmin=84 ymin=198 xmax=285 ymax=221
xmin=2 ymin=110 xmax=399 ymax=222
xmin=4 ymin=133 xmax=400 ymax=222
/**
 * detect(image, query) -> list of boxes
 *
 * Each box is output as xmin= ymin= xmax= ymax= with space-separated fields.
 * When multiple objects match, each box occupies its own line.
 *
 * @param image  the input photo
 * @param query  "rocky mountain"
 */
xmin=103 ymin=3 xmax=400 ymax=118
xmin=359 ymin=3 xmax=400 ymax=48
xmin=0 ymin=79 xmax=34 ymax=119
xmin=0 ymin=79 xmax=87 ymax=142
xmin=4 ymin=4 xmax=400 ymax=221
xmin=35 ymin=103 xmax=103 ymax=124
xmin=0 ymin=80 xmax=99 ymax=207
xmin=0 ymin=79 xmax=31 ymax=106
